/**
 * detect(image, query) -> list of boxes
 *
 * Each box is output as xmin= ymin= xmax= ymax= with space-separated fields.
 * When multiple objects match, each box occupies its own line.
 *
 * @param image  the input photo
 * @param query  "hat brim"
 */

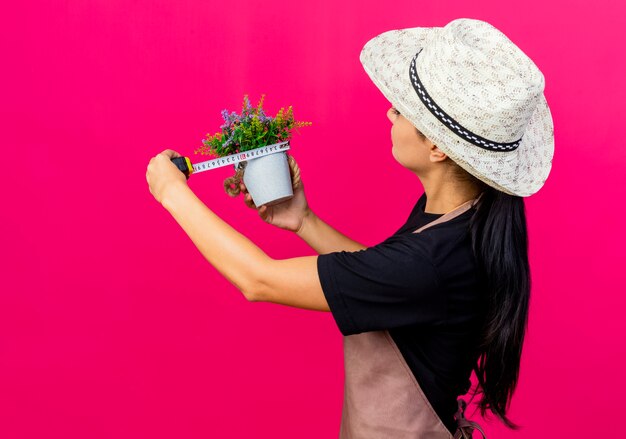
xmin=359 ymin=26 xmax=554 ymax=197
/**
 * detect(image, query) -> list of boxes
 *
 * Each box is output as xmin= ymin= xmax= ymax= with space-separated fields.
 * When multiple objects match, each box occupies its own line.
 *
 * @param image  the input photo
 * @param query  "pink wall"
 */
xmin=1 ymin=1 xmax=624 ymax=437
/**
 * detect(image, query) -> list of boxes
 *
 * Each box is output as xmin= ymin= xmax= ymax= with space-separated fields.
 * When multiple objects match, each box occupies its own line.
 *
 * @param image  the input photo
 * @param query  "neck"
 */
xmin=419 ymin=173 xmax=482 ymax=214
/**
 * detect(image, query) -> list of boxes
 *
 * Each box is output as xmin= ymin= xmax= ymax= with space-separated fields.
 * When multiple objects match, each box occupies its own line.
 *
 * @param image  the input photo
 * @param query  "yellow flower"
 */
xmin=256 ymin=94 xmax=266 ymax=115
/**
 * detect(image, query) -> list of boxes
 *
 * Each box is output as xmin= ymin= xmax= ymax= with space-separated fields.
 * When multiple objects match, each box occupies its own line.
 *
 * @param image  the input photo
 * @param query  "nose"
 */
xmin=387 ymin=107 xmax=396 ymax=123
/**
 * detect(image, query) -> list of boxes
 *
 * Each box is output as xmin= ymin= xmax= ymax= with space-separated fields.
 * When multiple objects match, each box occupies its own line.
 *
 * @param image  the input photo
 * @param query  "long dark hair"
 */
xmin=451 ymin=160 xmax=531 ymax=429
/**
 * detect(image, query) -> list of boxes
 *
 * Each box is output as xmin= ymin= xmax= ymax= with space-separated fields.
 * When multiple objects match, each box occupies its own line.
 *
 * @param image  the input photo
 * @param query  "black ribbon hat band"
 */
xmin=409 ymin=49 xmax=522 ymax=152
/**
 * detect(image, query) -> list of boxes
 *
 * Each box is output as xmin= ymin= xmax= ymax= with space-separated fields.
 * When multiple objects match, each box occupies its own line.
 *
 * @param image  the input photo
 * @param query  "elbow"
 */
xmin=243 ymin=256 xmax=276 ymax=303
xmin=241 ymin=280 xmax=260 ymax=302
xmin=244 ymin=288 xmax=260 ymax=302
xmin=242 ymin=271 xmax=266 ymax=303
xmin=237 ymin=256 xmax=273 ymax=303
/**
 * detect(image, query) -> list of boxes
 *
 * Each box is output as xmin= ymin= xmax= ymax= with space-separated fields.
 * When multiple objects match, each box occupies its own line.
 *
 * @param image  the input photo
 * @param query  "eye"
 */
xmin=391 ymin=107 xmax=401 ymax=116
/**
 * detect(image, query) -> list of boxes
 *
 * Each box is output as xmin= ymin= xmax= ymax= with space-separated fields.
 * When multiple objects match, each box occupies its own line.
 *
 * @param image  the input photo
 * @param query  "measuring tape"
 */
xmin=170 ymin=140 xmax=291 ymax=179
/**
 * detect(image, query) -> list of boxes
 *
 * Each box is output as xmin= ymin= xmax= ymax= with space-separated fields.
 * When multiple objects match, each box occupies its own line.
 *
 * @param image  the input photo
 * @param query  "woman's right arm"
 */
xmin=295 ymin=210 xmax=367 ymax=254
xmin=239 ymin=156 xmax=367 ymax=255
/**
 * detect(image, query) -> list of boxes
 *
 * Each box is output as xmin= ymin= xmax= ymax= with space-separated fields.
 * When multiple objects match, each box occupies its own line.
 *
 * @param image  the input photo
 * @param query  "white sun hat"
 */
xmin=360 ymin=17 xmax=554 ymax=197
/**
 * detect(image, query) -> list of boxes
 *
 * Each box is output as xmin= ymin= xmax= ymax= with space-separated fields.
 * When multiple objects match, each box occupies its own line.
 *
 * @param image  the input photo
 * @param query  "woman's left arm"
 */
xmin=162 ymin=181 xmax=330 ymax=311
xmin=147 ymin=149 xmax=330 ymax=311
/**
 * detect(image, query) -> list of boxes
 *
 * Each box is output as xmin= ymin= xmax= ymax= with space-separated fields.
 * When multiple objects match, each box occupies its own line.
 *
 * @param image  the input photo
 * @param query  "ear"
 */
xmin=429 ymin=144 xmax=448 ymax=163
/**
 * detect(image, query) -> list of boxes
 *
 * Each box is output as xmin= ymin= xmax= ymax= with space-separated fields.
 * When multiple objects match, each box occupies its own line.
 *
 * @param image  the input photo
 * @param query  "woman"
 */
xmin=146 ymin=18 xmax=554 ymax=438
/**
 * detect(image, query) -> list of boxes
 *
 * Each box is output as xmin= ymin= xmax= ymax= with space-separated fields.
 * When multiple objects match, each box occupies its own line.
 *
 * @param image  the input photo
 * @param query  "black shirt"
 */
xmin=317 ymin=192 xmax=487 ymax=433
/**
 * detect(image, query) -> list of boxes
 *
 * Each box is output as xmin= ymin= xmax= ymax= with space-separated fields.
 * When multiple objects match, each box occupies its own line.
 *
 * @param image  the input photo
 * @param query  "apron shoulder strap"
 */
xmin=413 ymin=194 xmax=481 ymax=234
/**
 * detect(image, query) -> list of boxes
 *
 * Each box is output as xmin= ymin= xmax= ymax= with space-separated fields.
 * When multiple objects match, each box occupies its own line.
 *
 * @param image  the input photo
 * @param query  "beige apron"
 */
xmin=339 ymin=197 xmax=487 ymax=439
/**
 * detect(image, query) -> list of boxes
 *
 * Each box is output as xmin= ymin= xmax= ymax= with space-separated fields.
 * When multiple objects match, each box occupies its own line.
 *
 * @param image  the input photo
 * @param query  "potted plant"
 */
xmin=194 ymin=94 xmax=312 ymax=207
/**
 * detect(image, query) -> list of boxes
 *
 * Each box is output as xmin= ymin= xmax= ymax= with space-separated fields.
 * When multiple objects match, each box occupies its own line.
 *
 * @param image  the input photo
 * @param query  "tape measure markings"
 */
xmin=191 ymin=141 xmax=291 ymax=174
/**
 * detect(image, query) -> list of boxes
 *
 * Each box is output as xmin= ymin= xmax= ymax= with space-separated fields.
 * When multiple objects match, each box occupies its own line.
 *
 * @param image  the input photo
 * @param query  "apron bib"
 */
xmin=339 ymin=197 xmax=487 ymax=439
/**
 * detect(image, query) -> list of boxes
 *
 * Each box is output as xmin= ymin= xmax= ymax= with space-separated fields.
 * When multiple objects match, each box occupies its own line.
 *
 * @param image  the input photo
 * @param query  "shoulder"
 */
xmin=320 ymin=233 xmax=438 ymax=277
xmin=371 ymin=232 xmax=439 ymax=268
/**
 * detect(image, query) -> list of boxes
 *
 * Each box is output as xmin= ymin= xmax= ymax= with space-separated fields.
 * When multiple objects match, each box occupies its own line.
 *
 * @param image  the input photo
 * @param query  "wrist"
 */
xmin=161 ymin=181 xmax=192 ymax=212
xmin=295 ymin=208 xmax=315 ymax=237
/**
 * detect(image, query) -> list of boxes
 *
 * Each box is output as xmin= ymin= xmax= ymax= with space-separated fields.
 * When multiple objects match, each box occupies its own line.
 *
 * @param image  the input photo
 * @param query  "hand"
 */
xmin=240 ymin=157 xmax=311 ymax=233
xmin=146 ymin=149 xmax=189 ymax=205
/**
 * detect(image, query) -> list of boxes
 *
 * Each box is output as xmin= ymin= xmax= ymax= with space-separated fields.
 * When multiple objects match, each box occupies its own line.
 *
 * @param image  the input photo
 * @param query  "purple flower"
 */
xmin=221 ymin=109 xmax=231 ymax=123
xmin=244 ymin=95 xmax=252 ymax=110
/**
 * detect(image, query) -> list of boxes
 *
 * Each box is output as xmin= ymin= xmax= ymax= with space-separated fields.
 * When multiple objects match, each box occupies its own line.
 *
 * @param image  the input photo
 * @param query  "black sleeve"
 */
xmin=316 ymin=235 xmax=443 ymax=336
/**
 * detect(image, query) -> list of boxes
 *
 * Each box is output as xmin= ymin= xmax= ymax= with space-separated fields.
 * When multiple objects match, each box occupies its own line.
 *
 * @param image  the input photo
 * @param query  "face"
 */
xmin=387 ymin=105 xmax=447 ymax=173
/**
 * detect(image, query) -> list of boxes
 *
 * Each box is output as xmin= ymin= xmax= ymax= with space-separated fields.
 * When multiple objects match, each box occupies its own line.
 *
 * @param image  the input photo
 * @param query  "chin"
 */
xmin=391 ymin=152 xmax=416 ymax=172
xmin=391 ymin=148 xmax=401 ymax=165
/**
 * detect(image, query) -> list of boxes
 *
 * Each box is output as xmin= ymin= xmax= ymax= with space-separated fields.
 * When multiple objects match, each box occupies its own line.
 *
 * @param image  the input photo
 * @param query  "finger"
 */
xmin=160 ymin=149 xmax=182 ymax=158
xmin=244 ymin=193 xmax=256 ymax=209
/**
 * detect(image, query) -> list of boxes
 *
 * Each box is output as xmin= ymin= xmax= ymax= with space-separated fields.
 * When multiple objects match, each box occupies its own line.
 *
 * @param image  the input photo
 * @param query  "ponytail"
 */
xmin=467 ymin=184 xmax=531 ymax=429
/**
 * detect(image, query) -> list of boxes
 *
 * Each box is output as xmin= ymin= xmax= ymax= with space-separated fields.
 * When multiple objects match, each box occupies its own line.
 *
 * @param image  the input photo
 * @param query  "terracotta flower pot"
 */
xmin=241 ymin=151 xmax=294 ymax=207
